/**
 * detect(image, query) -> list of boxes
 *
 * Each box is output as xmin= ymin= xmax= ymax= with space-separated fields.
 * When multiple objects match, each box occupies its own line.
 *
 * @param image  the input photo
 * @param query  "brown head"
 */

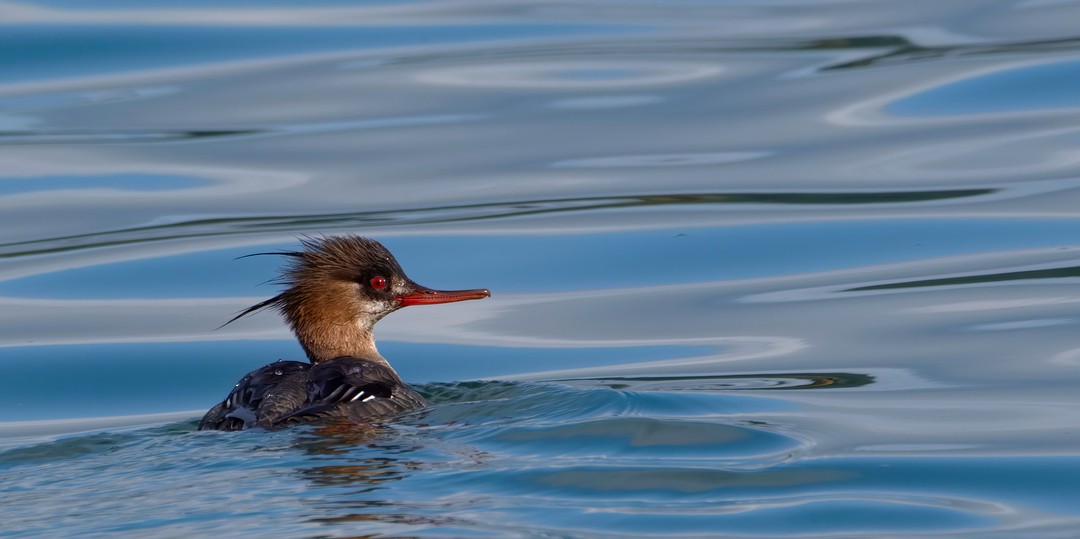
xmin=225 ymin=235 xmax=490 ymax=364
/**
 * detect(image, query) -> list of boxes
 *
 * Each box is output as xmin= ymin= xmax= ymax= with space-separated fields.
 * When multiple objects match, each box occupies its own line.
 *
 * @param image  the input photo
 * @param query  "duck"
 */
xmin=198 ymin=235 xmax=490 ymax=431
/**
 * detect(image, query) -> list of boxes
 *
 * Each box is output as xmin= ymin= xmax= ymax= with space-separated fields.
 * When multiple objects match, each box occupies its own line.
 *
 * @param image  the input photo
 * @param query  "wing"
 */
xmin=272 ymin=357 xmax=426 ymax=427
xmin=198 ymin=360 xmax=311 ymax=431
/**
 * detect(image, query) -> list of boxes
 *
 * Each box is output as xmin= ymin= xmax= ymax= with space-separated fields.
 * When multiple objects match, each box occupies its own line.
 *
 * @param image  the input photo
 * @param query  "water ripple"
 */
xmin=0 ymin=189 xmax=997 ymax=258
xmin=2 ymin=378 xmax=1077 ymax=537
xmin=0 ymin=129 xmax=254 ymax=145
xmin=7 ymin=0 xmax=1080 ymax=536
xmin=551 ymin=151 xmax=771 ymax=169
xmin=415 ymin=61 xmax=723 ymax=89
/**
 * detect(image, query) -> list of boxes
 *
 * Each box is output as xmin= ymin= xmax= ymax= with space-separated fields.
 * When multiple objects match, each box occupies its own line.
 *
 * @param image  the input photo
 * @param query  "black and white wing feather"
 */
xmin=199 ymin=357 xmax=425 ymax=431
xmin=273 ymin=357 xmax=425 ymax=427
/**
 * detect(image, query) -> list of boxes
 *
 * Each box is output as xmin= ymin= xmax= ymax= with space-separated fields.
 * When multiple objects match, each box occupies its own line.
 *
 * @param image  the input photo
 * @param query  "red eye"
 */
xmin=370 ymin=276 xmax=387 ymax=290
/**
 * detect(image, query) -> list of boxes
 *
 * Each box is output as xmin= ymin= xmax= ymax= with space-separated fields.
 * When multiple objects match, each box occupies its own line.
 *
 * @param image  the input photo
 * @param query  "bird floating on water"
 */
xmin=199 ymin=235 xmax=490 ymax=431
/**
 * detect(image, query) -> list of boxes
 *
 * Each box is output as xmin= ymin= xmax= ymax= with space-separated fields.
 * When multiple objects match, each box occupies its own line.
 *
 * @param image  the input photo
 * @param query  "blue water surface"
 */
xmin=3 ymin=1 xmax=1080 ymax=538
xmin=889 ymin=59 xmax=1080 ymax=116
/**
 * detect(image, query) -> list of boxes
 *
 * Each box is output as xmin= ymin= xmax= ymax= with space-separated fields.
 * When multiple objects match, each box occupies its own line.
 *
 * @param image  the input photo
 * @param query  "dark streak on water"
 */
xmin=3 ymin=0 xmax=1080 ymax=537
xmin=0 ymin=188 xmax=997 ymax=258
xmin=848 ymin=265 xmax=1080 ymax=292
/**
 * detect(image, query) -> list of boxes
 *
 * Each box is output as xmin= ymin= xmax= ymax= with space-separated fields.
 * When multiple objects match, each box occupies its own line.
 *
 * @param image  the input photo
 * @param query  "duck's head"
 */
xmin=226 ymin=235 xmax=490 ymax=364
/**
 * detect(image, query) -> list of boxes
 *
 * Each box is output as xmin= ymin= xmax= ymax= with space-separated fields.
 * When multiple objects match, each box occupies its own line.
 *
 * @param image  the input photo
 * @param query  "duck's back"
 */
xmin=198 ymin=357 xmax=425 ymax=431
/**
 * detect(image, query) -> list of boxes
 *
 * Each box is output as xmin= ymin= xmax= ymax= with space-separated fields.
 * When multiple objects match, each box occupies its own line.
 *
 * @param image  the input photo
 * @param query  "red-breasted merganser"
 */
xmin=198 ymin=235 xmax=490 ymax=431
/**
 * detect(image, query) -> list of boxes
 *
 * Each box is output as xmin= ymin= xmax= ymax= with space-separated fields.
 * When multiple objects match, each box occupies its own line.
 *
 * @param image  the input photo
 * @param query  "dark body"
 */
xmin=198 ymin=357 xmax=426 ymax=431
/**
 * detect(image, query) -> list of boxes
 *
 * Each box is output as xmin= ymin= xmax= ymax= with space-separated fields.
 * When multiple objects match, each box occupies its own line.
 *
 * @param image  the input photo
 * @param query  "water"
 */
xmin=3 ymin=0 xmax=1080 ymax=536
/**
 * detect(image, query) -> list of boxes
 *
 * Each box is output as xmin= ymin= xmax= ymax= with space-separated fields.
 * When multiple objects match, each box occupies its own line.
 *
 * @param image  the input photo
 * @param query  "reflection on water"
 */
xmin=576 ymin=372 xmax=877 ymax=391
xmin=5 ymin=379 xmax=1079 ymax=537
xmin=847 ymin=263 xmax=1080 ymax=292
xmin=414 ymin=61 xmax=723 ymax=88
xmin=888 ymin=59 xmax=1080 ymax=116
xmin=0 ymin=173 xmax=213 ymax=195
xmin=3 ymin=0 xmax=1080 ymax=536
xmin=0 ymin=188 xmax=1001 ymax=259
xmin=821 ymin=35 xmax=1080 ymax=72
xmin=0 ymin=129 xmax=259 ymax=145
